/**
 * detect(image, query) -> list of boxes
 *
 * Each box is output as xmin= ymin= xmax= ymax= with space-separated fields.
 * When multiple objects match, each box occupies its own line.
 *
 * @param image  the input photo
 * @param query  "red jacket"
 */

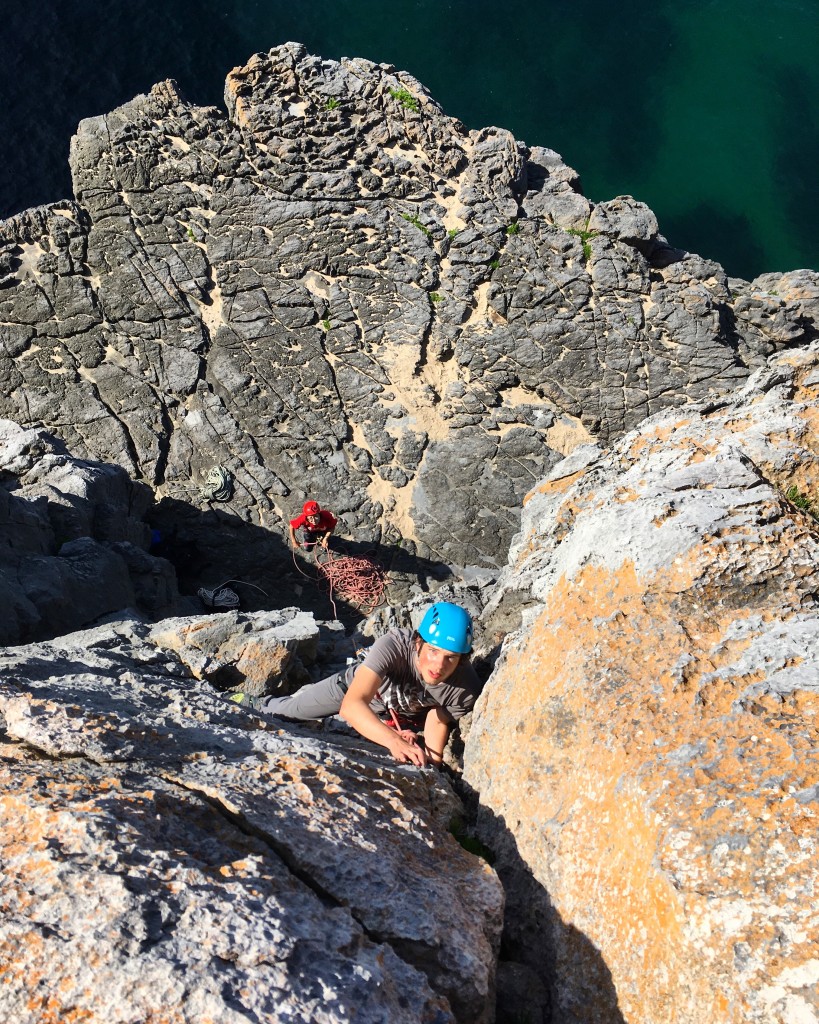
xmin=289 ymin=509 xmax=337 ymax=534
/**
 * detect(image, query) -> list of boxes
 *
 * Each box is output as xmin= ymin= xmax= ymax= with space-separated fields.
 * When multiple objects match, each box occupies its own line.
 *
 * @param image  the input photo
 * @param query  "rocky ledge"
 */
xmin=0 ymin=417 xmax=178 ymax=645
xmin=0 ymin=616 xmax=502 ymax=1024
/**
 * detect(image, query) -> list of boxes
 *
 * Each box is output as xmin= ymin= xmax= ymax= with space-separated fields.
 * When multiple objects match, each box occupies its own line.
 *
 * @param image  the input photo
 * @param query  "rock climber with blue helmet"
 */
xmin=249 ymin=602 xmax=481 ymax=767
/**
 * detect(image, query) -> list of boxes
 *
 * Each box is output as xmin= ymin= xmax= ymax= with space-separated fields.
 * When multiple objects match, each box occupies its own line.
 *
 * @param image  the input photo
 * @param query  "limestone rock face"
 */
xmin=464 ymin=346 xmax=819 ymax=1024
xmin=147 ymin=606 xmax=324 ymax=695
xmin=0 ymin=418 xmax=177 ymax=644
xmin=0 ymin=616 xmax=503 ymax=1023
xmin=1 ymin=43 xmax=815 ymax=586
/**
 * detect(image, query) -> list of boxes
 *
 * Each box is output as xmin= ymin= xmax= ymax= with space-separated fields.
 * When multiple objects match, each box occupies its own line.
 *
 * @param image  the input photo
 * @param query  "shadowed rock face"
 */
xmin=465 ymin=346 xmax=819 ymax=1024
xmin=0 ymin=43 xmax=815 ymax=586
xmin=0 ymin=617 xmax=503 ymax=1024
xmin=0 ymin=418 xmax=178 ymax=644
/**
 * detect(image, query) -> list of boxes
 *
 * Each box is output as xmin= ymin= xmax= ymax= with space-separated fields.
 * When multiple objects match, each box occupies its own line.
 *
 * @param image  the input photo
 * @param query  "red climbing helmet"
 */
xmin=303 ymin=500 xmax=321 ymax=516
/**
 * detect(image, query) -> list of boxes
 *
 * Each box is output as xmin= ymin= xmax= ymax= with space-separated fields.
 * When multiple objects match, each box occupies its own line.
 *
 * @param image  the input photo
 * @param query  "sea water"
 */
xmin=1 ymin=0 xmax=816 ymax=280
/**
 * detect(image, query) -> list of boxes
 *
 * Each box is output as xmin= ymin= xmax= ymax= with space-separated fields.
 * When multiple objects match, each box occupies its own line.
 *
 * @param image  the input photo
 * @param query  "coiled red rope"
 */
xmin=316 ymin=550 xmax=388 ymax=617
xmin=291 ymin=546 xmax=388 ymax=617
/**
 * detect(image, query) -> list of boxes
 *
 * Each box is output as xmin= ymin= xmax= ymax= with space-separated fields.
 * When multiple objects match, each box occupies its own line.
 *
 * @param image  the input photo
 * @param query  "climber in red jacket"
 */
xmin=288 ymin=499 xmax=338 ymax=553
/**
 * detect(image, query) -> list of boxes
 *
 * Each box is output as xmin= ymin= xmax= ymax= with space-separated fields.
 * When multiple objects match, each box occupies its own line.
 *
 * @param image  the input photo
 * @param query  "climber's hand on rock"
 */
xmin=388 ymin=732 xmax=427 ymax=767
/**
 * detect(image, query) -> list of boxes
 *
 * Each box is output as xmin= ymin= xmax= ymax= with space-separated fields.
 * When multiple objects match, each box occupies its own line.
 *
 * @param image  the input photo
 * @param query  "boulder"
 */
xmin=465 ymin=345 xmax=819 ymax=1024
xmin=0 ymin=615 xmax=504 ymax=1023
xmin=147 ymin=606 xmax=322 ymax=696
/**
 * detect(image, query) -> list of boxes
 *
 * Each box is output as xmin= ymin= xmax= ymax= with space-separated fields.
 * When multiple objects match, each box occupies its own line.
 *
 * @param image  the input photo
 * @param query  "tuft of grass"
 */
xmin=785 ymin=484 xmax=819 ymax=522
xmin=325 ymin=97 xmax=340 ymax=111
xmin=429 ymin=292 xmax=443 ymax=303
xmin=489 ymin=259 xmax=500 ymax=271
xmin=449 ymin=816 xmax=495 ymax=864
xmin=567 ymin=225 xmax=599 ymax=262
xmin=447 ymin=228 xmax=460 ymax=239
xmin=506 ymin=221 xmax=520 ymax=235
xmin=401 ymin=212 xmax=431 ymax=237
xmin=321 ymin=319 xmax=332 ymax=331
xmin=389 ymin=86 xmax=420 ymax=112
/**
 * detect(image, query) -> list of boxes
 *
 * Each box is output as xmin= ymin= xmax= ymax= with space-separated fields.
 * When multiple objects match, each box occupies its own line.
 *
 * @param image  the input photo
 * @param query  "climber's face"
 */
xmin=416 ymin=639 xmax=462 ymax=685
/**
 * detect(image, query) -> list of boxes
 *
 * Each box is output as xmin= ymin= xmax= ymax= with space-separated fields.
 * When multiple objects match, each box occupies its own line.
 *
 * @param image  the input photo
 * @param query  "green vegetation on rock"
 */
xmin=566 ymin=225 xmax=599 ymax=262
xmin=400 ymin=211 xmax=431 ymax=236
xmin=388 ymin=87 xmax=420 ymax=112
xmin=785 ymin=484 xmax=819 ymax=522
xmin=449 ymin=816 xmax=495 ymax=864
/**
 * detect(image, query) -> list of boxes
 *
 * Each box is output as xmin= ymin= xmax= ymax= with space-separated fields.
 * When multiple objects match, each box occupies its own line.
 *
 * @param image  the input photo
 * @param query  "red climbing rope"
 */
xmin=315 ymin=549 xmax=388 ymax=617
xmin=290 ymin=544 xmax=389 ymax=616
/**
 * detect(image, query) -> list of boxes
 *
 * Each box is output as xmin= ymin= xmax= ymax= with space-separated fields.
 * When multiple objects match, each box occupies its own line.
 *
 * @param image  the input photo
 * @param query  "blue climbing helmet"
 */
xmin=417 ymin=602 xmax=473 ymax=654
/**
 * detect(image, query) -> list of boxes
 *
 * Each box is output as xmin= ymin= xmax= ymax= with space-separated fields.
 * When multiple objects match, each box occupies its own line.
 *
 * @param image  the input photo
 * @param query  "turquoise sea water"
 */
xmin=1 ymin=0 xmax=817 ymax=281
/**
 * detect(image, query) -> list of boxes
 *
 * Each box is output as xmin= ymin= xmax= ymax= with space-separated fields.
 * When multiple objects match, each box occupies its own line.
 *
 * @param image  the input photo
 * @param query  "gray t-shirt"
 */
xmin=345 ymin=628 xmax=481 ymax=721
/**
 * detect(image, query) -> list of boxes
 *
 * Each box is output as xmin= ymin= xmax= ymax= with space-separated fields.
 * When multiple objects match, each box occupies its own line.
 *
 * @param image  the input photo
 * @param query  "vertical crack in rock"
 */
xmin=414 ymin=288 xmax=437 ymax=381
xmin=152 ymin=400 xmax=174 ymax=488
xmin=74 ymin=366 xmax=144 ymax=479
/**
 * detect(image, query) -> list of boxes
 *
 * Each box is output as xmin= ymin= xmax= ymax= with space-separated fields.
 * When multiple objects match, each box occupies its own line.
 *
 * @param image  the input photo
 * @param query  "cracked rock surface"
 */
xmin=0 ymin=616 xmax=503 ymax=1024
xmin=466 ymin=345 xmax=819 ymax=1024
xmin=1 ymin=43 xmax=816 ymax=588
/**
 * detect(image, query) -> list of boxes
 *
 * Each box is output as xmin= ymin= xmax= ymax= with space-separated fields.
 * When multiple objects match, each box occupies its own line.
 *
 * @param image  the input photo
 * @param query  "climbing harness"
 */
xmin=383 ymin=705 xmax=424 ymax=733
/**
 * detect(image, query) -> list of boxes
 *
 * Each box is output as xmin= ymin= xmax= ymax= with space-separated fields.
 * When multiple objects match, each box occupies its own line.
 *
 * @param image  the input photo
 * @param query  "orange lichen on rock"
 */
xmin=233 ymin=638 xmax=291 ymax=685
xmin=471 ymin=559 xmax=818 ymax=1022
xmin=527 ymin=469 xmax=588 ymax=501
xmin=468 ymin=349 xmax=819 ymax=1024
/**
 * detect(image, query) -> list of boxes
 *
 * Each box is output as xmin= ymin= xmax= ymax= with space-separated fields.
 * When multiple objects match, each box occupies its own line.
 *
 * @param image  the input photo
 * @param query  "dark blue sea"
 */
xmin=2 ymin=0 xmax=817 ymax=281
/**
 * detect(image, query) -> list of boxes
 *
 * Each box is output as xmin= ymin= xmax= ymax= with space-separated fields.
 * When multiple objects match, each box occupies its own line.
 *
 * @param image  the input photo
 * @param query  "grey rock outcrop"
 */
xmin=465 ymin=344 xmax=819 ymax=1023
xmin=0 ymin=615 xmax=503 ymax=1023
xmin=1 ymin=43 xmax=815 ymax=590
xmin=147 ymin=606 xmax=330 ymax=696
xmin=0 ymin=418 xmax=177 ymax=644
